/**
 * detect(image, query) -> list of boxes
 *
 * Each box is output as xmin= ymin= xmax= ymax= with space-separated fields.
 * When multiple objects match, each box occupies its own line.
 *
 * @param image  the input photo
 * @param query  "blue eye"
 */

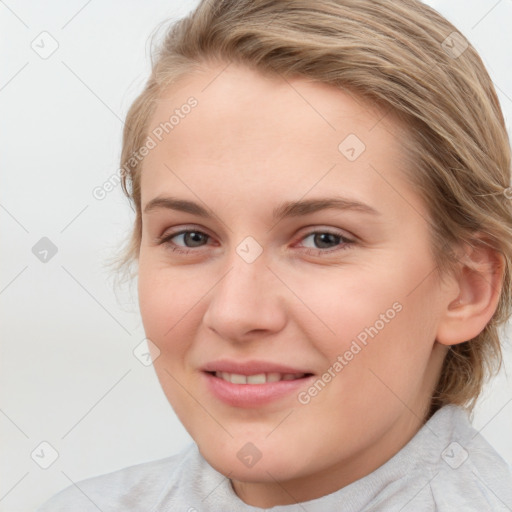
xmin=157 ymin=229 xmax=355 ymax=256
xmin=302 ymin=231 xmax=353 ymax=255
xmin=169 ymin=231 xmax=208 ymax=248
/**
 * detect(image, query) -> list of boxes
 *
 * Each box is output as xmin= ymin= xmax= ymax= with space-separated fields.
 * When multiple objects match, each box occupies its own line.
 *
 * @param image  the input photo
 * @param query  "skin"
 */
xmin=136 ymin=61 xmax=503 ymax=507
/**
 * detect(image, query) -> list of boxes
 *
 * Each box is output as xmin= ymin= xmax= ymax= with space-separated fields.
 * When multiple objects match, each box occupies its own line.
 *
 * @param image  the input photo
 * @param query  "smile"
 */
xmin=213 ymin=371 xmax=309 ymax=384
xmin=202 ymin=368 xmax=315 ymax=407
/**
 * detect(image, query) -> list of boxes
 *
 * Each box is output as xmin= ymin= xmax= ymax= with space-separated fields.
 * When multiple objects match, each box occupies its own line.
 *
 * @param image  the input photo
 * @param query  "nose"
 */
xmin=202 ymin=252 xmax=287 ymax=343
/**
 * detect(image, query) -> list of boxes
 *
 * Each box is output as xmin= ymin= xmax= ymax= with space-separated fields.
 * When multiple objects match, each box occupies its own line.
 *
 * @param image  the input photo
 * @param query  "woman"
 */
xmin=39 ymin=0 xmax=512 ymax=509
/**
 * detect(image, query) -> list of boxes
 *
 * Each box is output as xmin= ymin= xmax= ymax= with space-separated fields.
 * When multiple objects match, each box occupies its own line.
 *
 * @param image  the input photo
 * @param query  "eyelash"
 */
xmin=156 ymin=228 xmax=355 ymax=257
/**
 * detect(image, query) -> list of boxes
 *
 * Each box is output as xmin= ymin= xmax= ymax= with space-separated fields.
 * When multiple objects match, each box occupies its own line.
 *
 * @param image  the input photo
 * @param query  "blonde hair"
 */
xmin=116 ymin=0 xmax=512 ymax=413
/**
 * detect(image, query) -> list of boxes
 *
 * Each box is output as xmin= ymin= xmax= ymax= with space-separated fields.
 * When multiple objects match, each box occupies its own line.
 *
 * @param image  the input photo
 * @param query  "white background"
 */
xmin=1 ymin=1 xmax=511 ymax=510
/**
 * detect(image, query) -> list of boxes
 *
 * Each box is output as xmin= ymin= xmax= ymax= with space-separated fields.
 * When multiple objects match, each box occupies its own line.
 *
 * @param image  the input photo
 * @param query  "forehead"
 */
xmin=146 ymin=61 xmax=401 ymax=155
xmin=141 ymin=61 xmax=423 ymax=220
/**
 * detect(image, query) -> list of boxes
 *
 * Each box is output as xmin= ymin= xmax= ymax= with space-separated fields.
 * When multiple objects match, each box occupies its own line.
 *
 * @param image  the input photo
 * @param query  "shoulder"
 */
xmin=424 ymin=405 xmax=512 ymax=511
xmin=36 ymin=443 xmax=197 ymax=512
xmin=364 ymin=405 xmax=512 ymax=511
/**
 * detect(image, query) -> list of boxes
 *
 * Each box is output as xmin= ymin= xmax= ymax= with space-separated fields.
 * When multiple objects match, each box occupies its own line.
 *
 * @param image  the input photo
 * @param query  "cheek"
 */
xmin=137 ymin=263 xmax=202 ymax=414
xmin=301 ymin=259 xmax=440 ymax=388
xmin=289 ymin=264 xmax=403 ymax=354
xmin=137 ymin=262 xmax=200 ymax=355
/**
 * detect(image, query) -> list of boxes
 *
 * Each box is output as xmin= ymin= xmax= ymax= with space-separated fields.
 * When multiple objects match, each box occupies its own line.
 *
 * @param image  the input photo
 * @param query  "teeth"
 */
xmin=247 ymin=373 xmax=266 ymax=384
xmin=214 ymin=371 xmax=306 ymax=384
xmin=230 ymin=373 xmax=247 ymax=384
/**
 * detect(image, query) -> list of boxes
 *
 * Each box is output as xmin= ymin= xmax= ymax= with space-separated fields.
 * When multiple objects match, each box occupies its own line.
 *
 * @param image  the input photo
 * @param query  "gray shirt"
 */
xmin=37 ymin=405 xmax=512 ymax=511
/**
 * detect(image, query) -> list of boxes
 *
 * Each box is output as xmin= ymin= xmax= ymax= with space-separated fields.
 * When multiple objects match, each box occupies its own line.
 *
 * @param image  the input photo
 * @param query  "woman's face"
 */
xmin=137 ymin=62 xmax=454 ymax=506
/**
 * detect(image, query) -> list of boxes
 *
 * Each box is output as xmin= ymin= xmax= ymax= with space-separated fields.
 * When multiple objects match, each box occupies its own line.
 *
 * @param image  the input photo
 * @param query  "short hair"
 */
xmin=115 ymin=0 xmax=512 ymax=413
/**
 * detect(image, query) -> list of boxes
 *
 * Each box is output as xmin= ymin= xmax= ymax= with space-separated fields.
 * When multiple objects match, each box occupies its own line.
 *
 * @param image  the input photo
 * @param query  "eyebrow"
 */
xmin=143 ymin=196 xmax=380 ymax=220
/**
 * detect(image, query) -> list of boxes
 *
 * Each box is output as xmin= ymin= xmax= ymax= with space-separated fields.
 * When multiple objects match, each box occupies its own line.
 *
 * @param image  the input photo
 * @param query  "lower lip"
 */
xmin=202 ymin=372 xmax=315 ymax=408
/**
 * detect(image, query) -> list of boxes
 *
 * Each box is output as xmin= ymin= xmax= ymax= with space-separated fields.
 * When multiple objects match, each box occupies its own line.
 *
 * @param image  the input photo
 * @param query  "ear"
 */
xmin=436 ymin=235 xmax=505 ymax=346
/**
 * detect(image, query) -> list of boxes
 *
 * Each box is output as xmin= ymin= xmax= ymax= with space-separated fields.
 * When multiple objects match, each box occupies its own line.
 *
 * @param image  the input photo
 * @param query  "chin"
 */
xmin=198 ymin=440 xmax=306 ymax=483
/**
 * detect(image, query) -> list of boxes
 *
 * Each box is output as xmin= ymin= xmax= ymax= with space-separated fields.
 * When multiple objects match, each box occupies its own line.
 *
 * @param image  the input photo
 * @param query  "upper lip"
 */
xmin=201 ymin=359 xmax=314 ymax=375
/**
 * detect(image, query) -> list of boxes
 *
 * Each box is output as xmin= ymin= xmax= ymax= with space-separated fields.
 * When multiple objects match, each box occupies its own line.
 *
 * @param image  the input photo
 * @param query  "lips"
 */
xmin=201 ymin=359 xmax=315 ymax=407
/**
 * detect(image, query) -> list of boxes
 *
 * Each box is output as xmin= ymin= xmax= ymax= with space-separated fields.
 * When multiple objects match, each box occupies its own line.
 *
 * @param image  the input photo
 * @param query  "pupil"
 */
xmin=315 ymin=233 xmax=338 ymax=248
xmin=185 ymin=232 xmax=205 ymax=247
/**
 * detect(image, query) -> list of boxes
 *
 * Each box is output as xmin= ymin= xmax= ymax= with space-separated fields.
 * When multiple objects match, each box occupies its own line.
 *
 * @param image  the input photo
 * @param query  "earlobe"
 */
xmin=436 ymin=237 xmax=504 ymax=347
